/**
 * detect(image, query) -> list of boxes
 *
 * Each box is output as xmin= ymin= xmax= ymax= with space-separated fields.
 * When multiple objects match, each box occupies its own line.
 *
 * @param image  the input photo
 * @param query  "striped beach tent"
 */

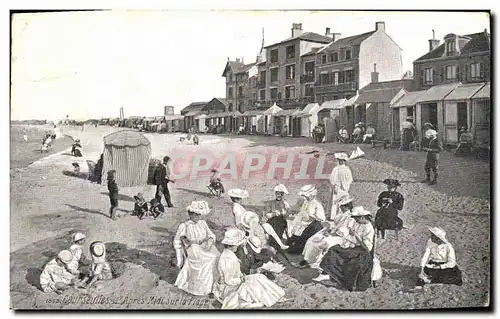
xmin=101 ymin=130 xmax=151 ymax=187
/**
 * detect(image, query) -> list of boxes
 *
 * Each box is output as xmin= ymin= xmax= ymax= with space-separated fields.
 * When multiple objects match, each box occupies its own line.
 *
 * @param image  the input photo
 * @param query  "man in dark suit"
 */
xmin=421 ymin=130 xmax=442 ymax=185
xmin=154 ymin=156 xmax=174 ymax=207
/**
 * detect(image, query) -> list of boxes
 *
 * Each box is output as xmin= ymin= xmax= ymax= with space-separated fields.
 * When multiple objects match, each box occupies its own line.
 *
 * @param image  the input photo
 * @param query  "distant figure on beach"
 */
xmin=193 ymin=134 xmax=199 ymax=145
xmin=107 ymin=170 xmax=119 ymax=220
xmin=154 ymin=156 xmax=175 ymax=208
xmin=421 ymin=130 xmax=442 ymax=185
xmin=375 ymin=179 xmax=404 ymax=240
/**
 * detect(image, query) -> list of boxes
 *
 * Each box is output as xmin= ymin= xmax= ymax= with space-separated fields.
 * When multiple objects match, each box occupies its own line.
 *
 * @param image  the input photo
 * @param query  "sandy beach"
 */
xmin=10 ymin=125 xmax=490 ymax=309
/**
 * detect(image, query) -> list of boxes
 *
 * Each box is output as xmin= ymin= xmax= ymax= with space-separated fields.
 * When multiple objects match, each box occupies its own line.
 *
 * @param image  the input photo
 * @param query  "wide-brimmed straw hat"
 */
xmin=335 ymin=194 xmax=354 ymax=206
xmin=187 ymin=200 xmax=210 ymax=215
xmin=427 ymin=129 xmax=438 ymax=136
xmin=134 ymin=193 xmax=145 ymax=202
xmin=423 ymin=122 xmax=435 ymax=129
xmin=273 ymin=184 xmax=289 ymax=195
xmin=221 ymin=228 xmax=246 ymax=246
xmin=299 ymin=184 xmax=317 ymax=197
xmin=350 ymin=206 xmax=371 ymax=217
xmin=334 ymin=152 xmax=349 ymax=161
xmin=90 ymin=241 xmax=106 ymax=257
xmin=72 ymin=232 xmax=86 ymax=242
xmin=57 ymin=250 xmax=73 ymax=264
xmin=429 ymin=227 xmax=448 ymax=243
xmin=383 ymin=179 xmax=401 ymax=187
xmin=228 ymin=188 xmax=249 ymax=199
xmin=247 ymin=236 xmax=262 ymax=254
xmin=241 ymin=211 xmax=260 ymax=229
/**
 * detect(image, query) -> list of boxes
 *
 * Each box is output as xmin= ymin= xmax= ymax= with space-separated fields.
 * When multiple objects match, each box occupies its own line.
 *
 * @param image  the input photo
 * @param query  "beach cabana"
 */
xmin=102 ymin=130 xmax=151 ymax=187
xmin=263 ymin=103 xmax=283 ymax=135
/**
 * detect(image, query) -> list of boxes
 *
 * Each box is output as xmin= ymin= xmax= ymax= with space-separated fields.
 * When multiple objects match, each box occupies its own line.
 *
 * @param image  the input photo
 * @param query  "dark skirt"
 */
xmin=267 ymin=215 xmax=287 ymax=239
xmin=320 ymin=245 xmax=373 ymax=292
xmin=286 ymin=220 xmax=323 ymax=254
xmin=375 ymin=207 xmax=403 ymax=230
xmin=417 ymin=262 xmax=463 ymax=286
xmin=401 ymin=129 xmax=414 ymax=150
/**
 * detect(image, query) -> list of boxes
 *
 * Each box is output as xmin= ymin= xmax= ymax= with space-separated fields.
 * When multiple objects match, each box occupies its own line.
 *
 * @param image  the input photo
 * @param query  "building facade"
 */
xmin=315 ymin=22 xmax=404 ymax=104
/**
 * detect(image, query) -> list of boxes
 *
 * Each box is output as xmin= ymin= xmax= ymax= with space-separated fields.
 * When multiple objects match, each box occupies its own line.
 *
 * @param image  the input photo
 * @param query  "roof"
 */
xmin=181 ymin=101 xmax=208 ymax=114
xmin=276 ymin=108 xmax=301 ymax=117
xmin=206 ymin=111 xmax=242 ymax=118
xmin=359 ymin=79 xmax=414 ymax=92
xmin=301 ymin=47 xmax=324 ymax=57
xmin=319 ymin=98 xmax=346 ymax=111
xmin=472 ymin=82 xmax=490 ymax=99
xmin=263 ymin=103 xmax=283 ymax=115
xmin=103 ymin=130 xmax=150 ymax=147
xmin=235 ymin=63 xmax=256 ymax=74
xmin=320 ymin=31 xmax=375 ymax=53
xmin=293 ymin=103 xmax=320 ymax=117
xmin=203 ymin=97 xmax=229 ymax=111
xmin=222 ymin=61 xmax=255 ymax=76
xmin=240 ymin=109 xmax=265 ymax=117
xmin=415 ymin=32 xmax=490 ymax=62
xmin=417 ymin=83 xmax=460 ymax=103
xmin=391 ymin=90 xmax=426 ymax=108
xmin=343 ymin=95 xmax=359 ymax=107
xmin=265 ymin=32 xmax=332 ymax=49
xmin=355 ymin=87 xmax=405 ymax=105
xmin=184 ymin=110 xmax=203 ymax=117
xmin=444 ymin=83 xmax=485 ymax=101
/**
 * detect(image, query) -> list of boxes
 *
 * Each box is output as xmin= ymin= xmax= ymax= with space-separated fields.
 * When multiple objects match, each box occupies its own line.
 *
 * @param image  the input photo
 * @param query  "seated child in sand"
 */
xmin=78 ymin=241 xmax=113 ymax=289
xmin=68 ymin=232 xmax=88 ymax=275
xmin=149 ymin=198 xmax=165 ymax=219
xmin=209 ymin=169 xmax=225 ymax=194
xmin=133 ymin=193 xmax=149 ymax=219
xmin=40 ymin=250 xmax=79 ymax=294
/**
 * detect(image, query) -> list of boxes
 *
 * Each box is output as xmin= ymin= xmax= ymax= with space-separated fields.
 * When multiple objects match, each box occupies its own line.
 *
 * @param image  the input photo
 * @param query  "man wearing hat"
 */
xmin=362 ymin=124 xmax=376 ymax=143
xmin=400 ymin=117 xmax=416 ymax=151
xmin=263 ymin=184 xmax=291 ymax=244
xmin=421 ymin=129 xmax=442 ymax=185
xmin=107 ymin=170 xmax=119 ymax=220
xmin=40 ymin=250 xmax=78 ymax=293
xmin=351 ymin=123 xmax=362 ymax=143
xmin=328 ymin=152 xmax=353 ymax=220
xmin=154 ymin=156 xmax=175 ymax=208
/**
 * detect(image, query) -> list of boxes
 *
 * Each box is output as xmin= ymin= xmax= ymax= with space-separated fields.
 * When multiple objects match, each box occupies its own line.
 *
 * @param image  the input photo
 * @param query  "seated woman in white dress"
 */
xmin=174 ymin=200 xmax=220 ymax=296
xmin=293 ymin=195 xmax=355 ymax=269
xmin=228 ymin=188 xmax=250 ymax=229
xmin=213 ymin=228 xmax=286 ymax=309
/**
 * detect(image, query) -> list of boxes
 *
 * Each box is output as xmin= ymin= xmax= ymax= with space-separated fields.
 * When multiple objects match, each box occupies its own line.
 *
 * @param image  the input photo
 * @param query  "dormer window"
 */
xmin=446 ymin=41 xmax=457 ymax=56
xmin=345 ymin=49 xmax=351 ymax=60
xmin=333 ymin=52 xmax=338 ymax=62
xmin=321 ymin=55 xmax=327 ymax=64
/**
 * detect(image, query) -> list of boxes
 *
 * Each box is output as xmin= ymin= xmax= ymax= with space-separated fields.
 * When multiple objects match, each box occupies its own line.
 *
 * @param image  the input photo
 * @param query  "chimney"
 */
xmin=375 ymin=21 xmax=385 ymax=32
xmin=291 ymin=23 xmax=303 ymax=37
xmin=371 ymin=63 xmax=379 ymax=83
xmin=325 ymin=27 xmax=331 ymax=36
xmin=332 ymin=33 xmax=341 ymax=42
xmin=428 ymin=30 xmax=440 ymax=52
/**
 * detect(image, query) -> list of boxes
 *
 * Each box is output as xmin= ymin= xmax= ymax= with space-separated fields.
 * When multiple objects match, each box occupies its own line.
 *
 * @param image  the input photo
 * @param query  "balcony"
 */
xmin=300 ymin=74 xmax=315 ymax=83
xmin=257 ymin=81 xmax=266 ymax=88
xmin=253 ymin=97 xmax=314 ymax=108
xmin=314 ymin=82 xmax=357 ymax=94
xmin=285 ymin=77 xmax=296 ymax=84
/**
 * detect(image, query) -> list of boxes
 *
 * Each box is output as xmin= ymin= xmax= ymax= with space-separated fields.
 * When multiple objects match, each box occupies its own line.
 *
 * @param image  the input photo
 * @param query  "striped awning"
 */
xmin=417 ymin=83 xmax=460 ymax=103
xmin=471 ymin=82 xmax=490 ymax=100
xmin=444 ymin=83 xmax=485 ymax=101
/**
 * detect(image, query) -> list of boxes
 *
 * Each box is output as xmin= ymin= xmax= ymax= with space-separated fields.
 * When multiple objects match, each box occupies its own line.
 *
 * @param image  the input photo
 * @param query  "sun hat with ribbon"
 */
xmin=429 ymin=227 xmax=448 ymax=244
xmin=221 ymin=228 xmax=247 ymax=246
xmin=335 ymin=194 xmax=354 ymax=206
xmin=57 ymin=250 xmax=73 ymax=264
xmin=334 ymin=152 xmax=349 ymax=161
xmin=423 ymin=122 xmax=435 ymax=129
xmin=273 ymin=184 xmax=289 ymax=195
xmin=383 ymin=179 xmax=401 ymax=187
xmin=90 ymin=241 xmax=106 ymax=263
xmin=247 ymin=236 xmax=263 ymax=254
xmin=350 ymin=206 xmax=372 ymax=217
xmin=228 ymin=188 xmax=249 ymax=199
xmin=241 ymin=211 xmax=260 ymax=229
xmin=298 ymin=184 xmax=317 ymax=197
xmin=72 ymin=232 xmax=86 ymax=243
xmin=134 ymin=193 xmax=145 ymax=202
xmin=187 ymin=200 xmax=210 ymax=215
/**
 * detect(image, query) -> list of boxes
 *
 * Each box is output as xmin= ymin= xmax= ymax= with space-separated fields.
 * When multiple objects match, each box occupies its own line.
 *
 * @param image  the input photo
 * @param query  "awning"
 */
xmin=276 ymin=108 xmax=300 ymax=117
xmin=417 ymin=83 xmax=460 ymax=103
xmin=444 ymin=83 xmax=485 ymax=101
xmin=206 ymin=111 xmax=242 ymax=119
xmin=342 ymin=95 xmax=358 ymax=108
xmin=263 ymin=103 xmax=283 ymax=115
xmin=391 ymin=91 xmax=426 ymax=108
xmin=318 ymin=98 xmax=346 ymax=112
xmin=293 ymin=103 xmax=320 ymax=117
xmin=240 ymin=109 xmax=265 ymax=117
xmin=355 ymin=88 xmax=403 ymax=105
xmin=471 ymin=82 xmax=490 ymax=100
xmin=184 ymin=110 xmax=202 ymax=117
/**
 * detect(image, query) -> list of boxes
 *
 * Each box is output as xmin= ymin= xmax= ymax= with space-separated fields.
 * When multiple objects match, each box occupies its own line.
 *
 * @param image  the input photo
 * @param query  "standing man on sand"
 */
xmin=421 ymin=130 xmax=442 ymax=185
xmin=107 ymin=170 xmax=119 ymax=220
xmin=154 ymin=156 xmax=175 ymax=208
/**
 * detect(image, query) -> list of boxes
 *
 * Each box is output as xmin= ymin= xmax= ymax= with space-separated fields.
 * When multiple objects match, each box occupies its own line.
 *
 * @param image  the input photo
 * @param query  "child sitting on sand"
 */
xmin=133 ymin=193 xmax=149 ymax=219
xmin=209 ymin=169 xmax=225 ymax=194
xmin=150 ymin=198 xmax=165 ymax=219
xmin=78 ymin=241 xmax=113 ymax=289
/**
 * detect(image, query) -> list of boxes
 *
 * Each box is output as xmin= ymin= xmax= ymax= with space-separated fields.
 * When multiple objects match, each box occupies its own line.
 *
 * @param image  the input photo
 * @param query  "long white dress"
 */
xmin=213 ymin=249 xmax=285 ymax=309
xmin=68 ymin=244 xmax=84 ymax=273
xmin=288 ymin=198 xmax=326 ymax=237
xmin=328 ymin=164 xmax=353 ymax=219
xmin=174 ymin=220 xmax=220 ymax=296
xmin=302 ymin=211 xmax=356 ymax=265
xmin=233 ymin=203 xmax=247 ymax=229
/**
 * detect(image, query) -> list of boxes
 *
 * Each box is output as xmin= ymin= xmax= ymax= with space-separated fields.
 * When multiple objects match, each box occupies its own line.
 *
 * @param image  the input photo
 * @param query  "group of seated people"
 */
xmin=40 ymin=233 xmax=113 ymax=294
xmin=133 ymin=192 xmax=166 ymax=220
xmin=337 ymin=122 xmax=376 ymax=144
xmin=171 ymin=181 xmax=463 ymax=309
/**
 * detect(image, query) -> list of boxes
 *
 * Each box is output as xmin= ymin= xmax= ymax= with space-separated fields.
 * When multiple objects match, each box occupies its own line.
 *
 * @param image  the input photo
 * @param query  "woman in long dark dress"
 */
xmin=375 ymin=179 xmax=404 ymax=239
xmin=317 ymin=206 xmax=375 ymax=292
xmin=262 ymin=184 xmax=291 ymax=246
xmin=94 ymin=154 xmax=104 ymax=184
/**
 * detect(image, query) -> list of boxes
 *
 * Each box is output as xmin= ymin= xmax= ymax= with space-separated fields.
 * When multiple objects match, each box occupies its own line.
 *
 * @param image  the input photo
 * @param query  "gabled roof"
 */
xmin=235 ymin=63 xmax=256 ymax=74
xmin=319 ymin=31 xmax=375 ymax=53
xmin=181 ymin=101 xmax=209 ymax=114
xmin=391 ymin=90 xmax=426 ymax=108
xmin=415 ymin=31 xmax=490 ymax=62
xmin=222 ymin=60 xmax=256 ymax=76
xmin=203 ymin=97 xmax=229 ymax=111
xmin=265 ymin=32 xmax=332 ymax=49
xmin=359 ymin=79 xmax=414 ymax=93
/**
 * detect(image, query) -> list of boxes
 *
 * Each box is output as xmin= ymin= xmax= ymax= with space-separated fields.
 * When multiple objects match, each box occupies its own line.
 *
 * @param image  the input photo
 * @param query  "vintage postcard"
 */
xmin=10 ymin=9 xmax=491 ymax=310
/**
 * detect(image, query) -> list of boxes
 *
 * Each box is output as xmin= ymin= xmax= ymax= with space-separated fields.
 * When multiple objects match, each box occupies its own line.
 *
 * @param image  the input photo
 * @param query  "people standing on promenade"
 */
xmin=228 ymin=188 xmax=250 ymax=229
xmin=328 ymin=152 xmax=353 ymax=220
xmin=154 ymin=156 xmax=175 ymax=208
xmin=421 ymin=130 xmax=442 ymax=185
xmin=107 ymin=170 xmax=119 ymax=220
xmin=416 ymin=227 xmax=463 ymax=287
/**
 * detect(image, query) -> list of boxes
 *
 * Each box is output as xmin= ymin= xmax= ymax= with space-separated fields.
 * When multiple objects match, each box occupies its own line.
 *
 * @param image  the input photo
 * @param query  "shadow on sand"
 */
xmin=381 ymin=262 xmax=421 ymax=290
xmin=62 ymin=170 xmax=89 ymax=180
xmin=100 ymin=192 xmax=135 ymax=203
xmin=177 ymin=187 xmax=211 ymax=198
xmin=65 ymin=204 xmax=108 ymax=217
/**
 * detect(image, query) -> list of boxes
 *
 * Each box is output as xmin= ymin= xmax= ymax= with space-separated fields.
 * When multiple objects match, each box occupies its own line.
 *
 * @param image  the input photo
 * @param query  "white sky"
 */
xmin=10 ymin=10 xmax=490 ymax=121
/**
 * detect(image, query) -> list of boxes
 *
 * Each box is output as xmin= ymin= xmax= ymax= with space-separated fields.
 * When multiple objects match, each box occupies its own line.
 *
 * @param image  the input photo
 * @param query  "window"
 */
xmin=270 ymin=49 xmax=279 ymax=63
xmin=322 ymin=95 xmax=328 ymax=103
xmin=445 ymin=65 xmax=457 ymax=80
xmin=333 ymin=52 xmax=338 ymax=62
xmin=238 ymin=86 xmax=243 ymax=97
xmin=446 ymin=41 xmax=456 ymax=55
xmin=424 ymin=68 xmax=433 ymax=84
xmin=285 ymin=86 xmax=296 ymax=99
xmin=259 ymin=70 xmax=266 ymax=83
xmin=345 ymin=70 xmax=354 ymax=83
xmin=286 ymin=45 xmax=295 ymax=59
xmin=320 ymin=73 xmax=329 ymax=85
xmin=333 ymin=72 xmax=339 ymax=85
xmin=228 ymin=87 xmax=233 ymax=98
xmin=252 ymin=92 xmax=257 ymax=101
xmin=407 ymin=107 xmax=414 ymax=119
xmin=321 ymin=55 xmax=327 ymax=64
xmin=238 ymin=102 xmax=244 ymax=113
xmin=286 ymin=64 xmax=295 ymax=80
xmin=339 ymin=71 xmax=345 ymax=84
xmin=304 ymin=61 xmax=315 ymax=76
xmin=345 ymin=50 xmax=351 ymax=60
xmin=259 ymin=89 xmax=266 ymax=101
xmin=470 ymin=62 xmax=481 ymax=79
xmin=329 ymin=54 xmax=334 ymax=62
xmin=305 ymin=84 xmax=314 ymax=97
xmin=228 ymin=103 xmax=233 ymax=112
xmin=270 ymin=88 xmax=278 ymax=100
xmin=270 ymin=68 xmax=279 ymax=82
